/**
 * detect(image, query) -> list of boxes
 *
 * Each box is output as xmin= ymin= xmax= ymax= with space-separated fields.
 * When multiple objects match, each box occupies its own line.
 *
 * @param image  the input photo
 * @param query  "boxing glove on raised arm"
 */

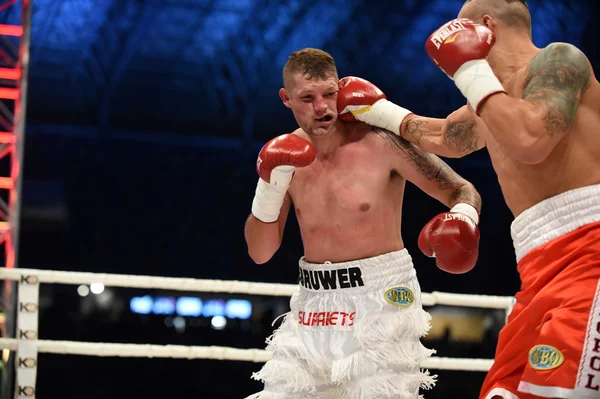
xmin=251 ymin=134 xmax=316 ymax=223
xmin=425 ymin=19 xmax=506 ymax=114
xmin=337 ymin=76 xmax=413 ymax=136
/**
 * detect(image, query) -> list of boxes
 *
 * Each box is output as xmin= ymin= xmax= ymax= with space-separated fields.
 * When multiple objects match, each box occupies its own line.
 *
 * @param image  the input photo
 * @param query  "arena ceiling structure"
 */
xmin=0 ymin=0 xmax=594 ymax=303
xmin=0 ymin=1 xmax=597 ymax=398
xmin=2 ymin=0 xmax=594 ymax=145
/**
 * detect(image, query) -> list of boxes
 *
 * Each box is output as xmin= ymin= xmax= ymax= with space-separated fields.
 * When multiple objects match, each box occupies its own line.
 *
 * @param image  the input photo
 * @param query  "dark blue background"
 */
xmin=1 ymin=1 xmax=597 ymax=398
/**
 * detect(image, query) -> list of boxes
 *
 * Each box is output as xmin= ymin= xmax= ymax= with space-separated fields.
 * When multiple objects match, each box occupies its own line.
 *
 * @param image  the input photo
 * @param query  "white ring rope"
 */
xmin=0 ymin=338 xmax=493 ymax=372
xmin=0 ymin=268 xmax=514 ymax=309
xmin=0 ymin=267 xmax=509 ymax=375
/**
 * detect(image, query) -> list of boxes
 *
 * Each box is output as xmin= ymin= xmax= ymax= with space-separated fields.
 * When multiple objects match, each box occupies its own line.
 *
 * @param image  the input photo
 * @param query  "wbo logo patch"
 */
xmin=528 ymin=345 xmax=564 ymax=370
xmin=384 ymin=286 xmax=414 ymax=307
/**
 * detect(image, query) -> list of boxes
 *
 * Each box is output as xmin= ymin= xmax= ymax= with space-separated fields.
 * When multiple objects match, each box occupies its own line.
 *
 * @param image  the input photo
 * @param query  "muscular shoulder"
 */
xmin=368 ymin=126 xmax=430 ymax=170
xmin=521 ymin=42 xmax=593 ymax=135
xmin=367 ymin=126 xmax=406 ymax=153
xmin=540 ymin=42 xmax=589 ymax=64
xmin=525 ymin=43 xmax=592 ymax=93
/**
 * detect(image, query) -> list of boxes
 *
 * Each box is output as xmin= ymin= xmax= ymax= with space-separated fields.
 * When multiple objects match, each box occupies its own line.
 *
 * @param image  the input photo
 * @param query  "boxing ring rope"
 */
xmin=0 ymin=338 xmax=494 ymax=371
xmin=0 ymin=268 xmax=513 ymax=395
xmin=0 ymin=268 xmax=514 ymax=308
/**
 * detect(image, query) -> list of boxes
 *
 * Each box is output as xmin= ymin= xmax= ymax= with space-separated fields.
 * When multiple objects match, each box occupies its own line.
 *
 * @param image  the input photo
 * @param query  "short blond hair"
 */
xmin=461 ymin=0 xmax=531 ymax=35
xmin=283 ymin=48 xmax=338 ymax=89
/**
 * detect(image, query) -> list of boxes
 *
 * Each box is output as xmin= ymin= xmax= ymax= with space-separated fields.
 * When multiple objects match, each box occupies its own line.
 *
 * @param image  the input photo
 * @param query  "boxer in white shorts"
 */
xmin=244 ymin=48 xmax=483 ymax=398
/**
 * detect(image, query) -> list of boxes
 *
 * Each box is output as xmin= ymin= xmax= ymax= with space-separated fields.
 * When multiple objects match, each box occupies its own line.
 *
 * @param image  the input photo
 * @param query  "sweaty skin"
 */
xmin=401 ymin=43 xmax=600 ymax=217
xmin=245 ymin=71 xmax=480 ymax=265
xmin=288 ymin=123 xmax=478 ymax=263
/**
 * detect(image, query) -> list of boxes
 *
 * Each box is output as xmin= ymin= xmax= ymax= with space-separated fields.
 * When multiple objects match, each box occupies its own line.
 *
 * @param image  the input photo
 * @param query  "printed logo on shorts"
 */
xmin=528 ymin=345 xmax=564 ymax=370
xmin=384 ymin=286 xmax=414 ymax=307
xmin=299 ymin=266 xmax=364 ymax=290
xmin=298 ymin=311 xmax=355 ymax=328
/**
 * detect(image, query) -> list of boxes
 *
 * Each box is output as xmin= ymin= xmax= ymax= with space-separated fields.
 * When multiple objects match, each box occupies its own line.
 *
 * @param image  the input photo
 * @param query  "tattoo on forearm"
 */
xmin=375 ymin=127 xmax=481 ymax=211
xmin=401 ymin=118 xmax=423 ymax=145
xmin=445 ymin=120 xmax=478 ymax=154
xmin=374 ymin=127 xmax=454 ymax=190
xmin=450 ymin=188 xmax=482 ymax=213
xmin=522 ymin=43 xmax=590 ymax=136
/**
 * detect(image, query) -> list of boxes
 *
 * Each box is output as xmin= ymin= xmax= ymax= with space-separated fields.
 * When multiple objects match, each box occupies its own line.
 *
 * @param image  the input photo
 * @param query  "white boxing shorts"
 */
xmin=246 ymin=249 xmax=436 ymax=399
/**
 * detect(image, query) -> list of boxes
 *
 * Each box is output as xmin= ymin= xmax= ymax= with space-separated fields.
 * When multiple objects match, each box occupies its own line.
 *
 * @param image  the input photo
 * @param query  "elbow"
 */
xmin=247 ymin=244 xmax=279 ymax=265
xmin=511 ymin=136 xmax=552 ymax=165
xmin=452 ymin=182 xmax=481 ymax=209
xmin=511 ymin=111 xmax=554 ymax=165
xmin=513 ymin=149 xmax=547 ymax=165
xmin=249 ymin=253 xmax=271 ymax=265
xmin=442 ymin=150 xmax=470 ymax=159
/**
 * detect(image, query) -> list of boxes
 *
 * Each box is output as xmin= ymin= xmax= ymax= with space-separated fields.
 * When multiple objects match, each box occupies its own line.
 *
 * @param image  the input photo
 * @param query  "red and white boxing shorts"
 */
xmin=481 ymin=184 xmax=600 ymax=399
xmin=247 ymin=249 xmax=435 ymax=399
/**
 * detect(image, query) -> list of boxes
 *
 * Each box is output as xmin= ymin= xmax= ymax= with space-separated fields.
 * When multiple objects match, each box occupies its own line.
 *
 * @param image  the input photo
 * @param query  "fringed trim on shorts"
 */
xmin=353 ymin=303 xmax=433 ymax=344
xmin=263 ymin=312 xmax=323 ymax=370
xmin=250 ymin=358 xmax=317 ymax=394
xmin=250 ymin=313 xmax=324 ymax=395
xmin=342 ymin=369 xmax=437 ymax=399
xmin=330 ymin=340 xmax=436 ymax=383
xmin=244 ymin=391 xmax=287 ymax=399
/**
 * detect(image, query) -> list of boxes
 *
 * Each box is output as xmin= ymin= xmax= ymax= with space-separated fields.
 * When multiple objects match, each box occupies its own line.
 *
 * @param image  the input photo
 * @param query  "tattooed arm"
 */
xmin=477 ymin=42 xmax=591 ymax=164
xmin=399 ymin=106 xmax=486 ymax=158
xmin=374 ymin=128 xmax=482 ymax=212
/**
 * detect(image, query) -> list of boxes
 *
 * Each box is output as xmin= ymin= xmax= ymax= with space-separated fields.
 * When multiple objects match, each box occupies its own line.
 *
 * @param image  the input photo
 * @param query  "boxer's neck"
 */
xmin=487 ymin=31 xmax=539 ymax=83
xmin=311 ymin=121 xmax=348 ymax=157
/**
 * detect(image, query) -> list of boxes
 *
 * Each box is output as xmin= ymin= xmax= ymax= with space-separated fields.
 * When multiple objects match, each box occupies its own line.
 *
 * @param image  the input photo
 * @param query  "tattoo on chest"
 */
xmin=373 ymin=127 xmax=453 ymax=190
xmin=522 ymin=43 xmax=591 ymax=136
xmin=446 ymin=120 xmax=478 ymax=154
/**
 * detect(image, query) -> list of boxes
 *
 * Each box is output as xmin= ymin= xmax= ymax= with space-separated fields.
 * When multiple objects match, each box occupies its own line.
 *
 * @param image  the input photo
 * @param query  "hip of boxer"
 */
xmin=480 ymin=184 xmax=600 ymax=399
xmin=249 ymin=249 xmax=436 ymax=399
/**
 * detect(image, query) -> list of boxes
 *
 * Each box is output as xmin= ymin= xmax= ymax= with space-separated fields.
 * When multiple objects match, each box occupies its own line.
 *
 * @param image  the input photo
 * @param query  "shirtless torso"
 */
xmin=288 ymin=125 xmax=406 ymax=263
xmin=478 ymin=46 xmax=600 ymax=215
xmin=411 ymin=42 xmax=600 ymax=217
xmin=246 ymin=70 xmax=482 ymax=273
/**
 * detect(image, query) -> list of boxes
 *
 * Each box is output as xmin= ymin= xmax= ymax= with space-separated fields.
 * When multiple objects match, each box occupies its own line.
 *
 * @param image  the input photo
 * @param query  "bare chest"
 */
xmin=288 ymin=148 xmax=400 ymax=224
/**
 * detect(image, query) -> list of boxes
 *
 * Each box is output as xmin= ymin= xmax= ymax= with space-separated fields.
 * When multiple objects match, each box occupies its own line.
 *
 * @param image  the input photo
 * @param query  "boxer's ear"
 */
xmin=279 ymin=88 xmax=291 ymax=109
xmin=482 ymin=15 xmax=494 ymax=29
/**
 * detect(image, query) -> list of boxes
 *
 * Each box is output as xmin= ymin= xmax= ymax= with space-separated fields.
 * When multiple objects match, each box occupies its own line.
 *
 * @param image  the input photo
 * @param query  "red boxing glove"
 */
xmin=425 ymin=19 xmax=505 ymax=114
xmin=252 ymin=134 xmax=316 ymax=223
xmin=256 ymin=134 xmax=316 ymax=184
xmin=425 ymin=18 xmax=495 ymax=78
xmin=338 ymin=77 xmax=387 ymax=122
xmin=337 ymin=76 xmax=412 ymax=135
xmin=418 ymin=204 xmax=480 ymax=274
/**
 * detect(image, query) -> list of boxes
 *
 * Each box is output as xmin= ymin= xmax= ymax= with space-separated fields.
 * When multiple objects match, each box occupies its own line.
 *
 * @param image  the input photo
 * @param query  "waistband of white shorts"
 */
xmin=298 ymin=249 xmax=415 ymax=292
xmin=511 ymin=184 xmax=600 ymax=262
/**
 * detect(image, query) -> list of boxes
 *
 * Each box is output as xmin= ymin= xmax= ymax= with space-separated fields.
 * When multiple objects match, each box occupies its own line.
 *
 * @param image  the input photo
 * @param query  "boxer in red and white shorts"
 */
xmin=481 ymin=185 xmax=600 ymax=399
xmin=333 ymin=1 xmax=600 ymax=397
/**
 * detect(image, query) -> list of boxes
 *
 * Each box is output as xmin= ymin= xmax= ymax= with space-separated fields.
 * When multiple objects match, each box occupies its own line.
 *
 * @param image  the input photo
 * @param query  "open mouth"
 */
xmin=315 ymin=115 xmax=333 ymax=122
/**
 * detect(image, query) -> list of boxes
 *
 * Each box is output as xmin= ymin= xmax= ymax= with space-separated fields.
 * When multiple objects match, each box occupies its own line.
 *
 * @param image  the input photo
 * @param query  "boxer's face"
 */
xmin=279 ymin=73 xmax=339 ymax=136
